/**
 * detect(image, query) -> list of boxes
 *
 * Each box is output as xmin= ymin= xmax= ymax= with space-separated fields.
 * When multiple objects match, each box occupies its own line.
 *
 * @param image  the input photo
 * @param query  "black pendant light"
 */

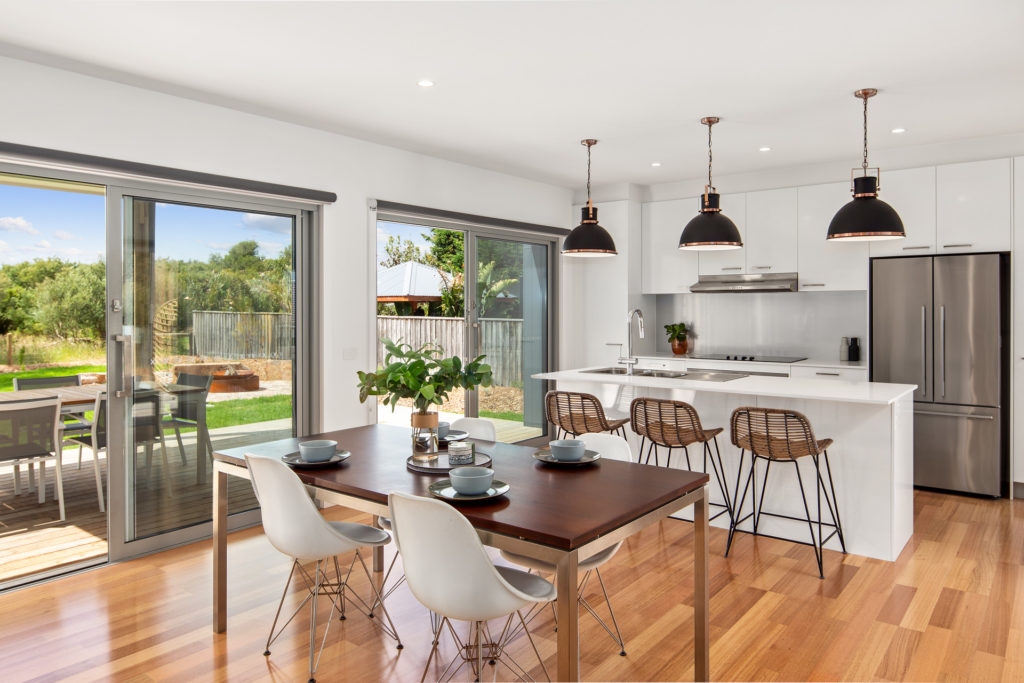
xmin=827 ymin=88 xmax=905 ymax=241
xmin=562 ymin=138 xmax=617 ymax=257
xmin=679 ymin=116 xmax=743 ymax=251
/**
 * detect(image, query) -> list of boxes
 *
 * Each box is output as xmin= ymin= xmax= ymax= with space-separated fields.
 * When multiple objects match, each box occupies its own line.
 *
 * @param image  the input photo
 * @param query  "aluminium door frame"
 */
xmin=105 ymin=181 xmax=319 ymax=562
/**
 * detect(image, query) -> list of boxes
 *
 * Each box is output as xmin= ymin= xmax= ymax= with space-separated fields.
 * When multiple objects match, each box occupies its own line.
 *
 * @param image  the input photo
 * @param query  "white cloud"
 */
xmin=35 ymin=240 xmax=51 ymax=249
xmin=242 ymin=213 xmax=292 ymax=235
xmin=0 ymin=216 xmax=38 ymax=234
xmin=207 ymin=241 xmax=232 ymax=252
xmin=54 ymin=230 xmax=76 ymax=241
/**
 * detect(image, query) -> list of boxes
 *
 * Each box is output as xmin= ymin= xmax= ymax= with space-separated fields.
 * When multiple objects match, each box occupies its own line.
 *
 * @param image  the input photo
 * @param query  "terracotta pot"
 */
xmin=671 ymin=338 xmax=689 ymax=356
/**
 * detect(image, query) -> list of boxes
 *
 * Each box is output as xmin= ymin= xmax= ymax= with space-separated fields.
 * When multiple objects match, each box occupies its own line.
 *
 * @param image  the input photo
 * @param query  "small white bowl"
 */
xmin=298 ymin=439 xmax=337 ymax=463
xmin=449 ymin=466 xmax=494 ymax=495
xmin=549 ymin=439 xmax=585 ymax=461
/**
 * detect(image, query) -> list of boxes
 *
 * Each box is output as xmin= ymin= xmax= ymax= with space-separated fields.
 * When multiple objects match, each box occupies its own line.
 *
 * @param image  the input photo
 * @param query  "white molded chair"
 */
xmin=374 ymin=415 xmax=498 ymax=608
xmin=0 ymin=397 xmax=65 ymax=520
xmin=389 ymin=491 xmax=556 ymax=682
xmin=500 ymin=432 xmax=632 ymax=656
xmin=449 ymin=416 xmax=496 ymax=441
xmin=245 ymin=455 xmax=402 ymax=683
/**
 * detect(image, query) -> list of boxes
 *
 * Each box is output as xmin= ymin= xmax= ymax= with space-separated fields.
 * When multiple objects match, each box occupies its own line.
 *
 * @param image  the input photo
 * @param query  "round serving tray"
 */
xmin=406 ymin=451 xmax=492 ymax=474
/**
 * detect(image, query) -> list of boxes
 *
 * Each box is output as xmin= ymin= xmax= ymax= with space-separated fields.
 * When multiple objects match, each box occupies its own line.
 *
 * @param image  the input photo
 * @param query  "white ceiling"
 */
xmin=1 ymin=0 xmax=1022 ymax=190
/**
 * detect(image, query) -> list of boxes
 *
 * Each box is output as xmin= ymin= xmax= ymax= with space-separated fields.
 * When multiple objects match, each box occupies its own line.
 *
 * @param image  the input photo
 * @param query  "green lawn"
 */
xmin=0 ymin=365 xmax=107 ymax=392
xmin=205 ymin=394 xmax=292 ymax=429
xmin=480 ymin=409 xmax=524 ymax=422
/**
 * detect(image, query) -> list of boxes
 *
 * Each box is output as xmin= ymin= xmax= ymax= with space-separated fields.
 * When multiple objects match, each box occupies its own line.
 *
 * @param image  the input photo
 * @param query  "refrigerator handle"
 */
xmin=920 ymin=306 xmax=927 ymax=396
xmin=940 ymin=305 xmax=946 ymax=399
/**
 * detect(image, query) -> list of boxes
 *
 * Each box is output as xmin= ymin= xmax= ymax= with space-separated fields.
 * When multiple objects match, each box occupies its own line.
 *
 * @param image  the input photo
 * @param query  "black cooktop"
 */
xmin=689 ymin=353 xmax=807 ymax=363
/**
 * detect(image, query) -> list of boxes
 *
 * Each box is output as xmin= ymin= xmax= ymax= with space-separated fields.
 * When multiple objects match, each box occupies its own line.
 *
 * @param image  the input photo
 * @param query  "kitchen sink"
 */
xmin=581 ymin=367 xmax=748 ymax=382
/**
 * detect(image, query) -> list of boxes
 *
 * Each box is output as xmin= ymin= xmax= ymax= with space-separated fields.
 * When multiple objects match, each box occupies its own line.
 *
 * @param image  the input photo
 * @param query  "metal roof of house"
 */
xmin=376 ymin=261 xmax=450 ymax=302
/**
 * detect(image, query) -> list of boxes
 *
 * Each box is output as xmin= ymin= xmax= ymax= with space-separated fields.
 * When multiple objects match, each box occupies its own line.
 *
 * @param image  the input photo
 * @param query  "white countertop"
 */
xmin=636 ymin=353 xmax=867 ymax=371
xmin=534 ymin=366 xmax=914 ymax=405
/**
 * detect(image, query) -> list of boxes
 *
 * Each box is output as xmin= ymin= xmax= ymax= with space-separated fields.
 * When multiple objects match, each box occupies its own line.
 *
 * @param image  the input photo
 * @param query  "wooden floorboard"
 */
xmin=0 ymin=488 xmax=1021 ymax=681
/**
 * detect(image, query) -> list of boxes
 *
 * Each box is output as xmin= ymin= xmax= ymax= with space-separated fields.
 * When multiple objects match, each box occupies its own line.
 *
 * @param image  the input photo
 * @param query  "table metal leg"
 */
xmin=694 ymin=488 xmax=710 ymax=682
xmin=556 ymin=548 xmax=580 ymax=681
xmin=213 ymin=464 xmax=228 ymax=633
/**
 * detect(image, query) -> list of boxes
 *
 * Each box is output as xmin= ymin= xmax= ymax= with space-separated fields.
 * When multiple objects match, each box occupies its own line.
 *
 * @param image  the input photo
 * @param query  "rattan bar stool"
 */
xmin=629 ymin=397 xmax=733 ymax=523
xmin=544 ymin=390 xmax=630 ymax=439
xmin=725 ymin=406 xmax=846 ymax=578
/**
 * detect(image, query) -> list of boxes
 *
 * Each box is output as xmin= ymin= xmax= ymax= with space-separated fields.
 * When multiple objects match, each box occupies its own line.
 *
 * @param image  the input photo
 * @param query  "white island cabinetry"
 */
xmin=534 ymin=367 xmax=915 ymax=562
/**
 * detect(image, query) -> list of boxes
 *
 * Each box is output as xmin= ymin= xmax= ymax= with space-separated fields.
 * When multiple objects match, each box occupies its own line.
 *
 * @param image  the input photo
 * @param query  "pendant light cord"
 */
xmin=861 ymin=92 xmax=870 ymax=175
xmin=707 ymin=122 xmax=714 ymax=189
xmin=586 ymin=142 xmax=592 ymax=203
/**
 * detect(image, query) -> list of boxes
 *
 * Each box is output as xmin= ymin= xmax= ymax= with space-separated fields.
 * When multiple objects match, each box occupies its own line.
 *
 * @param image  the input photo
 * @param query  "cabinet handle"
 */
xmin=914 ymin=411 xmax=994 ymax=421
xmin=801 ymin=283 xmax=825 ymax=287
xmin=815 ymin=372 xmax=840 ymax=376
xmin=752 ymin=265 xmax=772 ymax=270
xmin=721 ymin=266 xmax=743 ymax=271
xmin=901 ymin=245 xmax=930 ymax=251
xmin=943 ymin=243 xmax=972 ymax=249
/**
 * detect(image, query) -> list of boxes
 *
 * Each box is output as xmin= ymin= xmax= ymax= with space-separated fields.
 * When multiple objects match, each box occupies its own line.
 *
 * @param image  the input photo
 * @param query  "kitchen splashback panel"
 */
xmin=655 ymin=290 xmax=867 ymax=360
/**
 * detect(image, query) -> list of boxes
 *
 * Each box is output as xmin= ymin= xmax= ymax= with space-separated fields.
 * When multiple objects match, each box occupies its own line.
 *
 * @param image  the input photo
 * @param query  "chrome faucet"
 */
xmin=619 ymin=308 xmax=645 ymax=375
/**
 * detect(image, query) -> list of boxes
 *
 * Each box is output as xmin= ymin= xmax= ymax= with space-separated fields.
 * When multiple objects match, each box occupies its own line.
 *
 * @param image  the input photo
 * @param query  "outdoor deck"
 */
xmin=1 ymin=412 xmax=540 ymax=586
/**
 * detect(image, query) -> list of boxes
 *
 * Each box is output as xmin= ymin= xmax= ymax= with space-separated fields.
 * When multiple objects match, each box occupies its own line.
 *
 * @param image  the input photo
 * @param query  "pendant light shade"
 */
xmin=563 ymin=139 xmax=617 ymax=257
xmin=679 ymin=117 xmax=743 ymax=251
xmin=827 ymin=89 xmax=905 ymax=241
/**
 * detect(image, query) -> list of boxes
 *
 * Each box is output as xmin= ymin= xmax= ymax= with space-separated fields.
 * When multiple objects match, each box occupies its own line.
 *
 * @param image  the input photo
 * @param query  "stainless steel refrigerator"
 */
xmin=870 ymin=253 xmax=1009 ymax=497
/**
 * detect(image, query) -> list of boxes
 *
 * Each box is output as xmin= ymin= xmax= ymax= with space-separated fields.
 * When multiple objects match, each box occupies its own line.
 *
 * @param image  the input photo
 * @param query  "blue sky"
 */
xmin=0 ymin=182 xmax=292 ymax=266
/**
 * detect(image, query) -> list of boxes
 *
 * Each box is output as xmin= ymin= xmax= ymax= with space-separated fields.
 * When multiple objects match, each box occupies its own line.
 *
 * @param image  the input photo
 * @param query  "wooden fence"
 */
xmin=193 ymin=311 xmax=294 ymax=360
xmin=376 ymin=316 xmax=522 ymax=386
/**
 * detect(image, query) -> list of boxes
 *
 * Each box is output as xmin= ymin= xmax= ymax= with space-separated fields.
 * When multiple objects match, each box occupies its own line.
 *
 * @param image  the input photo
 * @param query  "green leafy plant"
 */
xmin=357 ymin=338 xmax=493 ymax=414
xmin=664 ymin=322 xmax=689 ymax=342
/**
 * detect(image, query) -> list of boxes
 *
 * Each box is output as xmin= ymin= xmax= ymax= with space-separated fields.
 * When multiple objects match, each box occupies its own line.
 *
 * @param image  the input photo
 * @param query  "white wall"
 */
xmin=0 ymin=56 xmax=571 ymax=430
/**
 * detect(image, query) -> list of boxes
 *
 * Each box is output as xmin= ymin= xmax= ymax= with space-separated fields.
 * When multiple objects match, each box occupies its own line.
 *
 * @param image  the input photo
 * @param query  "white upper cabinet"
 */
xmin=869 ymin=166 xmax=937 ymax=258
xmin=697 ymin=193 xmax=747 ymax=275
xmin=744 ymin=188 xmax=799 ymax=273
xmin=641 ymin=198 xmax=700 ymax=294
xmin=936 ymin=158 xmax=1012 ymax=253
xmin=797 ymin=182 xmax=869 ymax=290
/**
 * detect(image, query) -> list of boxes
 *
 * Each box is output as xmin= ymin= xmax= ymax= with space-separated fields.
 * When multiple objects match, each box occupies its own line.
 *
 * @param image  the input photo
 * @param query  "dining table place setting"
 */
xmin=532 ymin=437 xmax=602 ymax=467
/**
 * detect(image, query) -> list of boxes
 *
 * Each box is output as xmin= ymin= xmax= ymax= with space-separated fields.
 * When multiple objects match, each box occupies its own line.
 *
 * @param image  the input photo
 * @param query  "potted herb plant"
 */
xmin=664 ymin=322 xmax=690 ymax=356
xmin=357 ymin=338 xmax=493 ymax=452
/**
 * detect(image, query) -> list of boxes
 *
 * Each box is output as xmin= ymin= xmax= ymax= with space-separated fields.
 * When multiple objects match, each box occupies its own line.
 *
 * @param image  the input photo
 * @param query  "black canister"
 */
xmin=848 ymin=337 xmax=861 ymax=362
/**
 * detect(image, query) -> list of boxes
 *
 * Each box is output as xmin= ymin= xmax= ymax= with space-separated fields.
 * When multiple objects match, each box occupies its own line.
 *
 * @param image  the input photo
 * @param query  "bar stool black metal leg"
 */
xmin=704 ymin=437 xmax=733 ymax=523
xmin=818 ymin=451 xmax=846 ymax=552
xmin=725 ymin=450 xmax=755 ymax=557
xmin=792 ymin=461 xmax=824 ymax=579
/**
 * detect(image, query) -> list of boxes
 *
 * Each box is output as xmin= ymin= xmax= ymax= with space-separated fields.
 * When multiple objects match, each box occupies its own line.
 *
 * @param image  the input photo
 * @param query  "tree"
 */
xmin=475 ymin=261 xmax=518 ymax=318
xmin=0 ymin=272 xmax=29 ymax=336
xmin=34 ymin=261 xmax=106 ymax=339
xmin=379 ymin=236 xmax=427 ymax=268
xmin=425 ymin=229 xmax=464 ymax=275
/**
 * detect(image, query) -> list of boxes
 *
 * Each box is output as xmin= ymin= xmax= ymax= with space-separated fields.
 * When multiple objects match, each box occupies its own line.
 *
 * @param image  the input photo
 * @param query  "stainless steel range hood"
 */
xmin=689 ymin=272 xmax=799 ymax=293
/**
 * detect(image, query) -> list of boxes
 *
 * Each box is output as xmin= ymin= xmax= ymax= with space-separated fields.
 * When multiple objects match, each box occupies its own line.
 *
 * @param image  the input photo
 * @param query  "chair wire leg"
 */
xmin=587 ymin=568 xmax=626 ymax=655
xmin=753 ymin=458 xmax=770 ymax=534
xmin=350 ymin=549 xmax=403 ymax=647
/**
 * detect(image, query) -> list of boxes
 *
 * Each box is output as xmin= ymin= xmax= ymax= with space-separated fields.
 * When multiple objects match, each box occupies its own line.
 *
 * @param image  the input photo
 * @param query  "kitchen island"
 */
xmin=534 ymin=366 xmax=917 ymax=562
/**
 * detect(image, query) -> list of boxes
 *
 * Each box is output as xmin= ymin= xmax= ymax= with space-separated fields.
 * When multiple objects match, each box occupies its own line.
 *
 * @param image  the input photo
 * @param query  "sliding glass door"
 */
xmin=111 ymin=192 xmax=304 ymax=549
xmin=468 ymin=235 xmax=549 ymax=441
xmin=373 ymin=208 xmax=555 ymax=443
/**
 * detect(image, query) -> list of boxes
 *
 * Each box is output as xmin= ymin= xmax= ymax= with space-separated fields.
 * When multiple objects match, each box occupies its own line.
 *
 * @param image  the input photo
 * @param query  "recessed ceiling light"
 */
xmin=651 ymin=162 xmax=661 ymax=167
xmin=891 ymin=127 xmax=906 ymax=134
xmin=418 ymin=79 xmax=434 ymax=88
xmin=759 ymin=146 xmax=772 ymax=152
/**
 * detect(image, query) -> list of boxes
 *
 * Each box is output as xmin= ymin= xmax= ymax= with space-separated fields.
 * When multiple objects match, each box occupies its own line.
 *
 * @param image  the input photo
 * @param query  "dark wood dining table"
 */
xmin=212 ymin=423 xmax=710 ymax=681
